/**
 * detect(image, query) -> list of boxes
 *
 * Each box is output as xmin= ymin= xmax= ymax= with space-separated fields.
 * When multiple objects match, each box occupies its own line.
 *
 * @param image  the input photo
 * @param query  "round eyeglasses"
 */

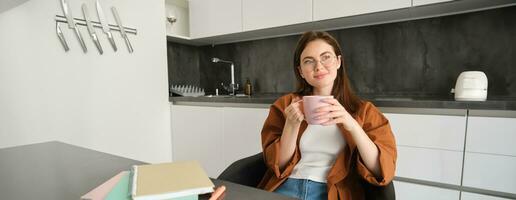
xmin=300 ymin=53 xmax=338 ymax=71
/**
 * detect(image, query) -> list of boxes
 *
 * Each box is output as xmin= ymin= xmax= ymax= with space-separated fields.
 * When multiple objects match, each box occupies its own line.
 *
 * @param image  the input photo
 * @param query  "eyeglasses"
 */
xmin=300 ymin=53 xmax=338 ymax=71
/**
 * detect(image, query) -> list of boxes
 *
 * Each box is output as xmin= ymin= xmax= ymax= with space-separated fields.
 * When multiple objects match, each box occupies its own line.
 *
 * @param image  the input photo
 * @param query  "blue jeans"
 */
xmin=274 ymin=178 xmax=327 ymax=200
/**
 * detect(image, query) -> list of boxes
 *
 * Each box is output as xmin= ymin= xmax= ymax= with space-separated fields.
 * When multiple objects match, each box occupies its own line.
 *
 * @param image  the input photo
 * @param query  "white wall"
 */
xmin=0 ymin=0 xmax=172 ymax=163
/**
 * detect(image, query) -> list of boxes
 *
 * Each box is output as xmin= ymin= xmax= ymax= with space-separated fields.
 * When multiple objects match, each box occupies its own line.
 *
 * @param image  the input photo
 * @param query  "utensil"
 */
xmin=60 ymin=0 xmax=87 ymax=52
xmin=111 ymin=7 xmax=133 ymax=53
xmin=56 ymin=23 xmax=69 ymax=52
xmin=82 ymin=4 xmax=103 ymax=54
xmin=95 ymin=0 xmax=117 ymax=51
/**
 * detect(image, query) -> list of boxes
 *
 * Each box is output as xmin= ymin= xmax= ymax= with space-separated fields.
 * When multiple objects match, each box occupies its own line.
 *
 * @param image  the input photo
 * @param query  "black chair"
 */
xmin=218 ymin=153 xmax=395 ymax=200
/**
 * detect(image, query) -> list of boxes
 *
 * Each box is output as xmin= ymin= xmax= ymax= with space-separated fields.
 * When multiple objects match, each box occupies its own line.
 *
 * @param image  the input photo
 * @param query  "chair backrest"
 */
xmin=218 ymin=152 xmax=395 ymax=200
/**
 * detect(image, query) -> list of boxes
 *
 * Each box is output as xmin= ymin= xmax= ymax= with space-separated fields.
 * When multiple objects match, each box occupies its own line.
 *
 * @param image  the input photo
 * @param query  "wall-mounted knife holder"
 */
xmin=54 ymin=14 xmax=137 ymax=53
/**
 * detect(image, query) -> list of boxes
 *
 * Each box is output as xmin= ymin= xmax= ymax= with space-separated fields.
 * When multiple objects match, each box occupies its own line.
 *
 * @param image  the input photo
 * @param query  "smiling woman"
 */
xmin=257 ymin=31 xmax=397 ymax=200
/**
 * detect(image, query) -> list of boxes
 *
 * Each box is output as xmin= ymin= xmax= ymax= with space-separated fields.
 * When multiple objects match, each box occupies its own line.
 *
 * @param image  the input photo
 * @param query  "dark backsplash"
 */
xmin=167 ymin=6 xmax=516 ymax=98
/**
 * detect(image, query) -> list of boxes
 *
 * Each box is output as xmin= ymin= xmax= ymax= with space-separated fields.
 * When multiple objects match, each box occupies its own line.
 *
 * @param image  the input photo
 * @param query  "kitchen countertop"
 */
xmin=169 ymin=93 xmax=516 ymax=111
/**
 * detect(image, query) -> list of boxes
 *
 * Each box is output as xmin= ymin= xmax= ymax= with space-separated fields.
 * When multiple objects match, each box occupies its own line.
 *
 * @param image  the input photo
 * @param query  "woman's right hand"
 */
xmin=284 ymin=97 xmax=304 ymax=126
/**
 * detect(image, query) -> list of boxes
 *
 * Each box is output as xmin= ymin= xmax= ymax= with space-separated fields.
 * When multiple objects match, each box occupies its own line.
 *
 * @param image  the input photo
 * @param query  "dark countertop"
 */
xmin=169 ymin=93 xmax=516 ymax=111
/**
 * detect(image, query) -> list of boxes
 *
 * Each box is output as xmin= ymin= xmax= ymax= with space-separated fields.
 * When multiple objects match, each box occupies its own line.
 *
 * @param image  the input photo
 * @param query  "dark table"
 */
xmin=0 ymin=141 xmax=296 ymax=200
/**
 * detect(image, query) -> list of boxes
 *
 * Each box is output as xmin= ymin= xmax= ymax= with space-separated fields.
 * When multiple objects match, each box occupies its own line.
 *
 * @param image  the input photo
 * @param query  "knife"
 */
xmin=95 ymin=0 xmax=117 ymax=51
xmin=56 ymin=23 xmax=69 ymax=52
xmin=82 ymin=4 xmax=103 ymax=54
xmin=111 ymin=7 xmax=133 ymax=53
xmin=59 ymin=0 xmax=87 ymax=53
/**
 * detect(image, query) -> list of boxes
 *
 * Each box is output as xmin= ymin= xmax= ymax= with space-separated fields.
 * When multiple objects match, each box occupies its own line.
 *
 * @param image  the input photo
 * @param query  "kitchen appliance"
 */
xmin=452 ymin=71 xmax=488 ymax=101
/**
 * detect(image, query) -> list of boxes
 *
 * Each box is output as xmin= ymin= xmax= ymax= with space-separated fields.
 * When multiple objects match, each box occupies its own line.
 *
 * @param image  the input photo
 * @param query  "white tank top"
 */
xmin=289 ymin=125 xmax=346 ymax=183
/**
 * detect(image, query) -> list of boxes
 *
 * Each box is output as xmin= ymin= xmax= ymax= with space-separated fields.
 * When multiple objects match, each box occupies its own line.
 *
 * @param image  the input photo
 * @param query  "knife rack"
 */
xmin=55 ymin=15 xmax=137 ymax=35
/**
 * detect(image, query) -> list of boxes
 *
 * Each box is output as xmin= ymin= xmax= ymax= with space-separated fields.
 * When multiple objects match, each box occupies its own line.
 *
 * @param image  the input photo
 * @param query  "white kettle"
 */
xmin=452 ymin=71 xmax=488 ymax=101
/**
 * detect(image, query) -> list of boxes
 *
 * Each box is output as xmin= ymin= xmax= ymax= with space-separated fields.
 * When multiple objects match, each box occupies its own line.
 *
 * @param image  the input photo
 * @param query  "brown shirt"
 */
xmin=257 ymin=93 xmax=397 ymax=200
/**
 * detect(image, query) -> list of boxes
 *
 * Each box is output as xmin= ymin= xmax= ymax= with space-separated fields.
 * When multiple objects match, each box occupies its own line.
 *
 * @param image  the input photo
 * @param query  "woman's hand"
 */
xmin=314 ymin=98 xmax=358 ymax=131
xmin=208 ymin=185 xmax=226 ymax=200
xmin=284 ymin=97 xmax=304 ymax=126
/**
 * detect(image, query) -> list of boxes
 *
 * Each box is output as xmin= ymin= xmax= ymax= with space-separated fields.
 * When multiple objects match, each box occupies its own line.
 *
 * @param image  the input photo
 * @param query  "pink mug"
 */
xmin=302 ymin=95 xmax=333 ymax=125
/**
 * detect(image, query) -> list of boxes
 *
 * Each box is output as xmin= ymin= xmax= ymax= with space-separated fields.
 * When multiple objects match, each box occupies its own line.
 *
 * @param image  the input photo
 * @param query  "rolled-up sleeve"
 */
xmin=355 ymin=103 xmax=397 ymax=186
xmin=261 ymin=100 xmax=300 ymax=179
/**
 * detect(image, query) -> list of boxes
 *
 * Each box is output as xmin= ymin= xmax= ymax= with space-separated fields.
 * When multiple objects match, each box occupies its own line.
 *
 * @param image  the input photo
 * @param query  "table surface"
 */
xmin=0 ymin=141 xmax=297 ymax=200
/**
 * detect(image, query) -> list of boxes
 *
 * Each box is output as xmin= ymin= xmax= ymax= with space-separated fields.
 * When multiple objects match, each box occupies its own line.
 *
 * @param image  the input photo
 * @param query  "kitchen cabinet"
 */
xmin=222 ymin=107 xmax=269 ymax=166
xmin=313 ymin=0 xmax=412 ymax=21
xmin=461 ymin=192 xmax=513 ymax=200
xmin=189 ymin=0 xmax=242 ymax=39
xmin=394 ymin=181 xmax=460 ymax=200
xmin=242 ymin=0 xmax=312 ymax=31
xmin=384 ymin=111 xmax=466 ymax=185
xmin=412 ymin=0 xmax=454 ymax=7
xmin=170 ymin=104 xmax=225 ymax=177
xmin=462 ymin=111 xmax=516 ymax=195
xmin=171 ymin=104 xmax=269 ymax=177
xmin=165 ymin=0 xmax=189 ymax=39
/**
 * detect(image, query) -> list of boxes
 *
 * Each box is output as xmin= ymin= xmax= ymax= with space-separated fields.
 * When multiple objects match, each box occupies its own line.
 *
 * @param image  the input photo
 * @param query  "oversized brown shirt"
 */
xmin=257 ymin=93 xmax=397 ymax=200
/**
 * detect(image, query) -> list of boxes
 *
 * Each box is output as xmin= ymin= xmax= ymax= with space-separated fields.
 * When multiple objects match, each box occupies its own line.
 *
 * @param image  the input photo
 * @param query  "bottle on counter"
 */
xmin=244 ymin=78 xmax=252 ymax=96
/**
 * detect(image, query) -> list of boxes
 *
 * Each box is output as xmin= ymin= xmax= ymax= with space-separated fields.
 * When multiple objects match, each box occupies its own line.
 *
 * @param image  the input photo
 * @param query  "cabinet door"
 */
xmin=461 ymin=192 xmax=513 ymax=200
xmin=189 ymin=0 xmax=242 ymax=38
xmin=222 ymin=107 xmax=269 ymax=168
xmin=384 ymin=113 xmax=466 ymax=151
xmin=394 ymin=181 xmax=460 ymax=200
xmin=412 ymin=0 xmax=453 ymax=7
xmin=396 ymin=146 xmax=463 ymax=185
xmin=170 ymin=105 xmax=225 ymax=177
xmin=313 ymin=0 xmax=412 ymax=21
xmin=466 ymin=116 xmax=516 ymax=157
xmin=462 ymin=152 xmax=516 ymax=194
xmin=242 ymin=0 xmax=312 ymax=31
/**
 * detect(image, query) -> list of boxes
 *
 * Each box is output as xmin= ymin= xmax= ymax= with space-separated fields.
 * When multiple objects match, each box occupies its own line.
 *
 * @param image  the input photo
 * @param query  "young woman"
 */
xmin=258 ymin=31 xmax=397 ymax=200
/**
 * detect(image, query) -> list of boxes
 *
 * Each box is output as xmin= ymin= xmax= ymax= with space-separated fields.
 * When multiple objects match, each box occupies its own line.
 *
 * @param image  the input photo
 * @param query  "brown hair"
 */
xmin=293 ymin=31 xmax=363 ymax=115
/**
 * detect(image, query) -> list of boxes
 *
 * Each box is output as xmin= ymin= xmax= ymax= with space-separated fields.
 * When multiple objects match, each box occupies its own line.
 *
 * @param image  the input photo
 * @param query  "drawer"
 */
xmin=461 ymin=192 xmax=513 ymax=200
xmin=385 ymin=113 xmax=466 ymax=151
xmin=394 ymin=181 xmax=460 ymax=200
xmin=396 ymin=146 xmax=463 ymax=185
xmin=463 ymin=152 xmax=516 ymax=194
xmin=466 ymin=116 xmax=516 ymax=156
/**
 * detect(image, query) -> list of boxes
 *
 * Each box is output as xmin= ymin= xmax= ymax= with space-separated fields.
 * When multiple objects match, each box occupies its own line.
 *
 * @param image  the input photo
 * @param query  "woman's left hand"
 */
xmin=314 ymin=98 xmax=358 ymax=131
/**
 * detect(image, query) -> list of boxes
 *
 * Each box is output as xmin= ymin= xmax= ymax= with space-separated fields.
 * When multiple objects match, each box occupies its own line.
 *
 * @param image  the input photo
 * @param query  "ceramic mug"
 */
xmin=302 ymin=95 xmax=333 ymax=125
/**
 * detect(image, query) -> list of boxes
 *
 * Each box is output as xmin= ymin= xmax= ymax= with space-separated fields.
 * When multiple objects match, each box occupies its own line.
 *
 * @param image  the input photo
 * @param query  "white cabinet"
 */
xmin=385 ymin=113 xmax=466 ymax=151
xmin=171 ymin=104 xmax=269 ymax=178
xmin=222 ymin=107 xmax=269 ymax=166
xmin=462 ymin=152 xmax=516 ymax=194
xmin=462 ymin=113 xmax=516 ymax=195
xmin=313 ymin=0 xmax=412 ymax=21
xmin=396 ymin=146 xmax=463 ymax=185
xmin=170 ymin=105 xmax=225 ymax=177
xmin=165 ymin=0 xmax=190 ymax=38
xmin=189 ymin=0 xmax=242 ymax=38
xmin=412 ymin=0 xmax=453 ymax=7
xmin=394 ymin=181 xmax=460 ymax=200
xmin=461 ymin=192 xmax=513 ymax=200
xmin=242 ymin=0 xmax=312 ymax=31
xmin=466 ymin=116 xmax=516 ymax=156
xmin=384 ymin=112 xmax=466 ymax=185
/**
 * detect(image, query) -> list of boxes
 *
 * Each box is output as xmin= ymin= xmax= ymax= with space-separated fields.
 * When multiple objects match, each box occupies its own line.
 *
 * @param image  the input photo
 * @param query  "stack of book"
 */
xmin=81 ymin=161 xmax=214 ymax=200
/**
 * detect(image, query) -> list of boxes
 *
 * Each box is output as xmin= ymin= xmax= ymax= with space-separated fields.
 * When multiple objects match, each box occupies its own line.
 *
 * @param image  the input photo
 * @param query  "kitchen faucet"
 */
xmin=212 ymin=57 xmax=238 ymax=96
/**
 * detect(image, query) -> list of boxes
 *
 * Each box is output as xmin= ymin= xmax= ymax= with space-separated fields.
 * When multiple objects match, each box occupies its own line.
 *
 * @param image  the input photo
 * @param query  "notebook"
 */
xmin=80 ymin=171 xmax=128 ymax=200
xmin=131 ymin=161 xmax=214 ymax=200
xmin=105 ymin=171 xmax=131 ymax=200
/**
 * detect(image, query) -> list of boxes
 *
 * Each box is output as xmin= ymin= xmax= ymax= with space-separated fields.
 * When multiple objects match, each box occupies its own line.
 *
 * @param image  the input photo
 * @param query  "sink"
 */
xmin=204 ymin=95 xmax=250 ymax=98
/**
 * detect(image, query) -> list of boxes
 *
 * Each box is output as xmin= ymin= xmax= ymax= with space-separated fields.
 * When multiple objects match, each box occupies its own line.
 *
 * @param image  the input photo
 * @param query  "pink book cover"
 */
xmin=81 ymin=171 xmax=128 ymax=200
